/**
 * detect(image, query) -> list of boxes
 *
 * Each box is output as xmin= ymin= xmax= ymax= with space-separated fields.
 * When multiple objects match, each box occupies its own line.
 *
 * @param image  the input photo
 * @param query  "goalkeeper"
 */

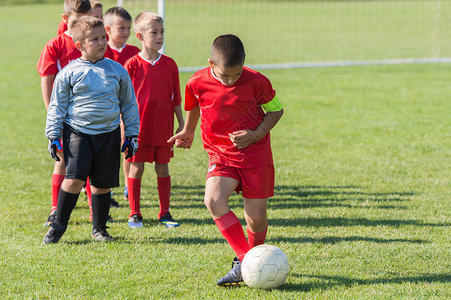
xmin=43 ymin=16 xmax=140 ymax=244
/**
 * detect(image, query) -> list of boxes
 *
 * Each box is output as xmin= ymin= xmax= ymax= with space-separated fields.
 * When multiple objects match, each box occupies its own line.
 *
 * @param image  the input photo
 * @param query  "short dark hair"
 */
xmin=71 ymin=15 xmax=104 ymax=43
xmin=211 ymin=34 xmax=245 ymax=67
xmin=104 ymin=6 xmax=132 ymax=26
xmin=64 ymin=0 xmax=92 ymax=16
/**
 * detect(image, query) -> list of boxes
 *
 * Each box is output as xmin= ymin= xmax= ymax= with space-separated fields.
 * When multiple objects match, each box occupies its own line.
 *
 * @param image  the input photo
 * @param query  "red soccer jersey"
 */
xmin=57 ymin=19 xmax=67 ymax=35
xmin=37 ymin=32 xmax=81 ymax=77
xmin=185 ymin=66 xmax=276 ymax=168
xmin=109 ymin=44 xmax=141 ymax=66
xmin=37 ymin=32 xmax=115 ymax=77
xmin=125 ymin=53 xmax=182 ymax=146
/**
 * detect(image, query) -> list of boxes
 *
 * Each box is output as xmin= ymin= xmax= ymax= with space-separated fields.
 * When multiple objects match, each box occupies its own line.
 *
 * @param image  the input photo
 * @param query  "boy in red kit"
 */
xmin=124 ymin=12 xmax=184 ymax=228
xmin=57 ymin=1 xmax=103 ymax=35
xmin=104 ymin=7 xmax=140 ymax=66
xmin=168 ymin=34 xmax=283 ymax=285
xmin=37 ymin=0 xmax=93 ymax=226
xmin=104 ymin=7 xmax=141 ymax=201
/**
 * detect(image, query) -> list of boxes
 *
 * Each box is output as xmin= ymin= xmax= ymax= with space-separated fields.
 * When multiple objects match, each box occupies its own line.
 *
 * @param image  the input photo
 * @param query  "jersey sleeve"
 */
xmin=37 ymin=40 xmax=59 ymax=77
xmin=124 ymin=57 xmax=135 ymax=79
xmin=45 ymin=72 xmax=70 ymax=139
xmin=257 ymin=74 xmax=276 ymax=105
xmin=118 ymin=67 xmax=140 ymax=137
xmin=171 ymin=60 xmax=182 ymax=106
xmin=184 ymin=79 xmax=199 ymax=111
xmin=57 ymin=19 xmax=67 ymax=35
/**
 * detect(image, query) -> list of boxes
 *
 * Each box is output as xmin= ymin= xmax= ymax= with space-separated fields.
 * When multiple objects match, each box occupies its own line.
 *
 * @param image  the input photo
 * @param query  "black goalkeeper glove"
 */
xmin=48 ymin=139 xmax=63 ymax=161
xmin=122 ymin=136 xmax=138 ymax=159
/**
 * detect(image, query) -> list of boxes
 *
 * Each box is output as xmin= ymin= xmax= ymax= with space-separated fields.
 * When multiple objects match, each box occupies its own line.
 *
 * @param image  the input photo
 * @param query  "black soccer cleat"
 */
xmin=44 ymin=210 xmax=57 ymax=226
xmin=91 ymin=226 xmax=113 ymax=241
xmin=217 ymin=257 xmax=243 ymax=286
xmin=43 ymin=222 xmax=66 ymax=244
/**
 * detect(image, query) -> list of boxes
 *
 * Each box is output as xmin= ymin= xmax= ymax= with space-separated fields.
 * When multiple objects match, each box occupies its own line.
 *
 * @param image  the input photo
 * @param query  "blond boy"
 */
xmin=124 ymin=12 xmax=184 ymax=228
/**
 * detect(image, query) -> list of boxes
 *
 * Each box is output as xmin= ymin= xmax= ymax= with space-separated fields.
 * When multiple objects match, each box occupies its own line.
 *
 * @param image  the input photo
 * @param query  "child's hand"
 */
xmin=122 ymin=136 xmax=138 ymax=159
xmin=229 ymin=130 xmax=259 ymax=149
xmin=175 ymin=125 xmax=183 ymax=134
xmin=168 ymin=130 xmax=194 ymax=149
xmin=48 ymin=139 xmax=63 ymax=161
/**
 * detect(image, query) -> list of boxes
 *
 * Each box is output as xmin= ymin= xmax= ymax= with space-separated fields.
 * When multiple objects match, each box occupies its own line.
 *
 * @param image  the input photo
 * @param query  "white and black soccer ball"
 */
xmin=241 ymin=244 xmax=289 ymax=289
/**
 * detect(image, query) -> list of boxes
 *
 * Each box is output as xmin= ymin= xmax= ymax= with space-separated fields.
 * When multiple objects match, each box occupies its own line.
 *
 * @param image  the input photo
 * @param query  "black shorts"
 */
xmin=63 ymin=123 xmax=121 ymax=189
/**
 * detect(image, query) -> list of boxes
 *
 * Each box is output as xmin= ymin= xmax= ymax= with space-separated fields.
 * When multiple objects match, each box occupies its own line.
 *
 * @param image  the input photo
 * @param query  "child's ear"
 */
xmin=75 ymin=41 xmax=83 ymax=51
xmin=104 ymin=25 xmax=111 ymax=35
xmin=136 ymin=32 xmax=143 ymax=41
xmin=62 ymin=13 xmax=69 ymax=24
xmin=208 ymin=59 xmax=214 ymax=68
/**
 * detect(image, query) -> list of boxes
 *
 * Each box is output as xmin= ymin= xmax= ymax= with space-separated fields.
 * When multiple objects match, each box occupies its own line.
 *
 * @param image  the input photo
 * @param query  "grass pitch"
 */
xmin=0 ymin=1 xmax=449 ymax=299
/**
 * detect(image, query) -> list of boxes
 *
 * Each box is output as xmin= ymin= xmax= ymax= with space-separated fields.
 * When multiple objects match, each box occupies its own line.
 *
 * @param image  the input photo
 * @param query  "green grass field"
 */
xmin=0 ymin=1 xmax=450 ymax=299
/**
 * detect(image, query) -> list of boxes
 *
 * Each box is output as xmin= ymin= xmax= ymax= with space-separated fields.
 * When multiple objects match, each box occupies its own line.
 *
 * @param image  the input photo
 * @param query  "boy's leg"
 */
xmin=128 ymin=162 xmax=145 ymax=227
xmin=155 ymin=162 xmax=179 ymax=227
xmin=56 ymin=178 xmax=85 ymax=225
xmin=43 ymin=178 xmax=84 ymax=244
xmin=155 ymin=163 xmax=170 ymax=219
xmin=120 ymin=122 xmax=129 ymax=200
xmin=206 ymin=176 xmax=250 ymax=261
xmin=88 ymin=127 xmax=120 ymax=239
xmin=90 ymin=186 xmax=111 ymax=224
xmin=244 ymin=198 xmax=268 ymax=248
xmin=90 ymin=186 xmax=113 ymax=241
xmin=85 ymin=179 xmax=93 ymax=220
xmin=46 ymin=157 xmax=65 ymax=226
xmin=51 ymin=159 xmax=65 ymax=210
xmin=206 ymin=176 xmax=249 ymax=285
xmin=239 ymin=164 xmax=273 ymax=249
xmin=123 ymin=158 xmax=130 ymax=199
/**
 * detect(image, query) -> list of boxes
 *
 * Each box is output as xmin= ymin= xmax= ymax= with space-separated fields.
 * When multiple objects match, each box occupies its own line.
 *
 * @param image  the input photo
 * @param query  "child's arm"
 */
xmin=174 ymin=105 xmax=185 ymax=134
xmin=229 ymin=109 xmax=283 ymax=149
xmin=41 ymin=74 xmax=56 ymax=110
xmin=118 ymin=71 xmax=140 ymax=138
xmin=45 ymin=74 xmax=70 ymax=141
xmin=167 ymin=105 xmax=200 ymax=149
xmin=229 ymin=95 xmax=284 ymax=149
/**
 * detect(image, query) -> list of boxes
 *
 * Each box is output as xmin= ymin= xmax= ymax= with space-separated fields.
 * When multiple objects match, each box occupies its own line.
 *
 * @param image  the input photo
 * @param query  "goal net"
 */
xmin=114 ymin=0 xmax=451 ymax=71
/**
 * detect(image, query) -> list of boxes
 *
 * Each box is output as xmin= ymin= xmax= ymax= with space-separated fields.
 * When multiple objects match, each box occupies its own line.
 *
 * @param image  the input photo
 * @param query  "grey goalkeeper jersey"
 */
xmin=45 ymin=58 xmax=139 ymax=139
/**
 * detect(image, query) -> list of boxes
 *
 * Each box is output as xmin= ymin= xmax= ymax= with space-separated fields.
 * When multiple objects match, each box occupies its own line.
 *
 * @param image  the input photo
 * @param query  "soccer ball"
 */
xmin=241 ymin=244 xmax=289 ymax=289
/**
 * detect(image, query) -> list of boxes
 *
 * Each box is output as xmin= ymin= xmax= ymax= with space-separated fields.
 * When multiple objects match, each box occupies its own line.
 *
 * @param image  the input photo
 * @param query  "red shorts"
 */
xmin=128 ymin=145 xmax=174 ymax=164
xmin=206 ymin=163 xmax=275 ymax=199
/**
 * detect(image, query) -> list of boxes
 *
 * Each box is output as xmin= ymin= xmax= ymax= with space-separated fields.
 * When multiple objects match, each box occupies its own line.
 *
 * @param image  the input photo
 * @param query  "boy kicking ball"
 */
xmin=168 ymin=34 xmax=283 ymax=285
xmin=43 ymin=16 xmax=139 ymax=244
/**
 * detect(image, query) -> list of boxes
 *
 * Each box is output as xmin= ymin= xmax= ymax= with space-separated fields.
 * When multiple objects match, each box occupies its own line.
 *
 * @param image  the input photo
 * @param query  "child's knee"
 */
xmin=62 ymin=178 xmax=85 ymax=193
xmin=155 ymin=163 xmax=169 ymax=177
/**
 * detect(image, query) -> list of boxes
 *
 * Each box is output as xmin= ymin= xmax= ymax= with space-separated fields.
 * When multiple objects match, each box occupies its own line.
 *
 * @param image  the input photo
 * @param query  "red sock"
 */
xmin=128 ymin=177 xmax=141 ymax=218
xmin=214 ymin=211 xmax=250 ymax=261
xmin=157 ymin=176 xmax=171 ymax=219
xmin=51 ymin=174 xmax=65 ymax=211
xmin=247 ymin=226 xmax=268 ymax=249
xmin=85 ymin=179 xmax=93 ymax=218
